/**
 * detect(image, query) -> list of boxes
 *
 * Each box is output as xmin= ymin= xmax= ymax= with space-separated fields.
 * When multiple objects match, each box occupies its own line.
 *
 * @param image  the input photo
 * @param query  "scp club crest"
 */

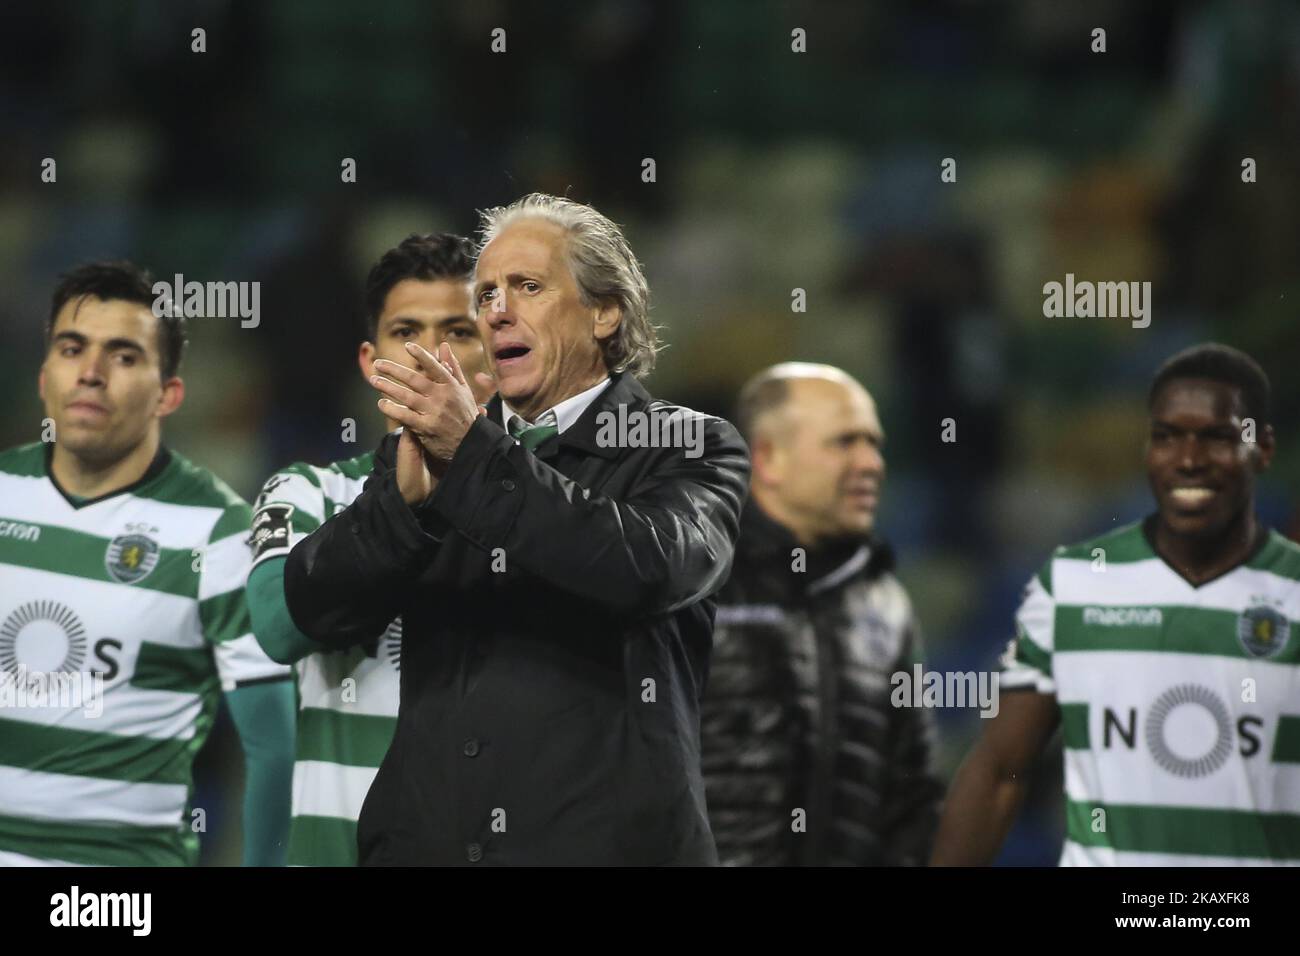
xmin=1237 ymin=601 xmax=1289 ymax=659
xmin=105 ymin=533 xmax=160 ymax=584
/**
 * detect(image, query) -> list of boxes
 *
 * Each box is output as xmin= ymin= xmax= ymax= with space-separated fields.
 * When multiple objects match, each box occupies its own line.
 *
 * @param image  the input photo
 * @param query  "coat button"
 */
xmin=501 ymin=479 xmax=515 ymax=492
xmin=462 ymin=738 xmax=480 ymax=757
xmin=467 ymin=842 xmax=483 ymax=863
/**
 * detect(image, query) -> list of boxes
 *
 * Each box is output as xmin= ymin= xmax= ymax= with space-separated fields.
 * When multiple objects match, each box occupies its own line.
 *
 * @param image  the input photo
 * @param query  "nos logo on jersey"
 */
xmin=1237 ymin=600 xmax=1290 ymax=659
xmin=105 ymin=533 xmax=160 ymax=584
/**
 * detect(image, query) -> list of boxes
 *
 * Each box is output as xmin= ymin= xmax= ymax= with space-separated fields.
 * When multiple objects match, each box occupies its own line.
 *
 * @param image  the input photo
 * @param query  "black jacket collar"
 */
xmin=485 ymin=372 xmax=649 ymax=460
xmin=739 ymin=500 xmax=894 ymax=596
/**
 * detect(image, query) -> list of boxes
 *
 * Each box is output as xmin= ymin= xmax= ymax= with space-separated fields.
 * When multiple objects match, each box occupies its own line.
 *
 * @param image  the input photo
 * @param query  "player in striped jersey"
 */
xmin=0 ymin=261 xmax=294 ymax=866
xmin=247 ymin=234 xmax=493 ymax=865
xmin=934 ymin=343 xmax=1300 ymax=866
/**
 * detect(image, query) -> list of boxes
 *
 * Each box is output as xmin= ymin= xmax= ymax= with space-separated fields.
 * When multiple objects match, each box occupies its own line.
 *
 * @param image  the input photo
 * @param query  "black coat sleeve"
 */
xmin=420 ymin=412 xmax=750 ymax=618
xmin=284 ymin=432 xmax=440 ymax=648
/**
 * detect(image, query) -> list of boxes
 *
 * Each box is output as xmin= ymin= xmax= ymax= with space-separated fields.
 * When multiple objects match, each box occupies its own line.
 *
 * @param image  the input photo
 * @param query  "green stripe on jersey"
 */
xmin=288 ymin=814 xmax=359 ymax=867
xmin=1055 ymin=605 xmax=1300 ymax=663
xmin=1060 ymin=702 xmax=1088 ymax=749
xmin=296 ymin=708 xmax=396 ymax=768
xmin=133 ymin=643 xmax=220 ymax=694
xmin=1055 ymin=522 xmax=1156 ymax=565
xmin=0 ymin=811 xmax=192 ymax=866
xmin=0 ymin=717 xmax=193 ymax=785
xmin=1066 ymin=799 xmax=1300 ymax=861
xmin=0 ymin=524 xmax=199 ymax=597
xmin=1273 ymin=716 xmax=1300 ymax=763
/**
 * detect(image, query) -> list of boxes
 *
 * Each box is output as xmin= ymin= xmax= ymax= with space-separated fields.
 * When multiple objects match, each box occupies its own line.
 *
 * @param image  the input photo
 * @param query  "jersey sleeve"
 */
xmin=249 ymin=464 xmax=330 ymax=572
xmin=998 ymin=559 xmax=1056 ymax=695
xmin=200 ymin=498 xmax=292 ymax=690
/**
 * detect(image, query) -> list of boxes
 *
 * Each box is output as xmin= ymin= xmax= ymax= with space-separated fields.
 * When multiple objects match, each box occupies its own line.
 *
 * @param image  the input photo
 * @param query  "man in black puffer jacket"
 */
xmin=700 ymin=363 xmax=943 ymax=865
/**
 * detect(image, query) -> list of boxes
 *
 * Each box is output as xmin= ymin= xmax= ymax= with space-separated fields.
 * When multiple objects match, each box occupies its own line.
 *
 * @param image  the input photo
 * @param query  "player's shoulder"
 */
xmin=325 ymin=449 xmax=376 ymax=482
xmin=1053 ymin=520 xmax=1149 ymax=564
xmin=1252 ymin=528 xmax=1300 ymax=582
xmin=0 ymin=441 xmax=48 ymax=478
xmin=1031 ymin=520 xmax=1150 ymax=596
xmin=261 ymin=451 xmax=374 ymax=493
xmin=148 ymin=448 xmax=249 ymax=513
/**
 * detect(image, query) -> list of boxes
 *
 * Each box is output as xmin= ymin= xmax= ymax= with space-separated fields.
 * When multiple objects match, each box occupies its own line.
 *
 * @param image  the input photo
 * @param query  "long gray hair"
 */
xmin=477 ymin=193 xmax=661 ymax=377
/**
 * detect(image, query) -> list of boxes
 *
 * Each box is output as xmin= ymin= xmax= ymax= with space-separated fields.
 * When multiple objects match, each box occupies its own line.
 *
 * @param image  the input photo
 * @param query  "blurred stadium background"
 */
xmin=2 ymin=0 xmax=1298 ymax=865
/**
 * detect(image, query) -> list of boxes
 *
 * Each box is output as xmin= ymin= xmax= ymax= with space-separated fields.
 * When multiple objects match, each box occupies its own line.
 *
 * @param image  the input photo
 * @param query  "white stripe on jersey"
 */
xmin=296 ymin=654 xmax=400 ymax=718
xmin=1 ymin=682 xmax=205 ymax=741
xmin=0 ymin=766 xmax=187 ymax=828
xmin=291 ymin=760 xmax=379 ymax=821
xmin=0 ymin=472 xmax=223 ymax=549
xmin=0 ymin=849 xmax=90 ymax=867
xmin=1060 ymin=841 xmax=1300 ymax=867
xmin=215 ymin=633 xmax=290 ymax=690
xmin=199 ymin=531 xmax=255 ymax=601
xmin=1058 ymin=650 xmax=1300 ymax=813
xmin=1054 ymin=557 xmax=1300 ymax=618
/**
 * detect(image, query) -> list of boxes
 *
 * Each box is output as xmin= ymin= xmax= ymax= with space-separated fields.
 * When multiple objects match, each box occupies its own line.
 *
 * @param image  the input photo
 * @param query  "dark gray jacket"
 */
xmin=700 ymin=503 xmax=942 ymax=865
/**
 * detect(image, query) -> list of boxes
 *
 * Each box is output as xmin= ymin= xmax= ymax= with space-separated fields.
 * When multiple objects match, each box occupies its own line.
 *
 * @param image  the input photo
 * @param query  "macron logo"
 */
xmin=1082 ymin=606 xmax=1163 ymax=627
xmin=0 ymin=520 xmax=39 ymax=542
xmin=50 ymin=886 xmax=151 ymax=936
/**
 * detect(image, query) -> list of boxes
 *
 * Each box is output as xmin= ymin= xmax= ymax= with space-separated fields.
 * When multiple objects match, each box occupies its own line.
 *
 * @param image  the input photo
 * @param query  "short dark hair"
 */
xmin=1148 ymin=343 xmax=1271 ymax=426
xmin=48 ymin=260 xmax=187 ymax=379
xmin=735 ymin=373 xmax=793 ymax=446
xmin=363 ymin=233 xmax=476 ymax=340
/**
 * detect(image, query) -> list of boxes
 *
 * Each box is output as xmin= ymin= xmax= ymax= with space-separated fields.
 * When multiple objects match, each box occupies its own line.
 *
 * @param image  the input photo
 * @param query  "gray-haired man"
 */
xmin=284 ymin=194 xmax=751 ymax=865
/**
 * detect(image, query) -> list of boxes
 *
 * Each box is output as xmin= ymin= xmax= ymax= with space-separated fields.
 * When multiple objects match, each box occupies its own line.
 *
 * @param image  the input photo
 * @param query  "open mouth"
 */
xmin=494 ymin=345 xmax=531 ymax=368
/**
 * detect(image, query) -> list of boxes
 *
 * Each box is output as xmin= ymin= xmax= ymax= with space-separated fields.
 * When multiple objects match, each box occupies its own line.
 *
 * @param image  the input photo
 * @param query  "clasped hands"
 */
xmin=370 ymin=341 xmax=492 ymax=506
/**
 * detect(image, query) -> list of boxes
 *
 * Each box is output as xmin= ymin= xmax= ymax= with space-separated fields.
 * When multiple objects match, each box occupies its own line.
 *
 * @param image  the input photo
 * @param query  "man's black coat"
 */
xmin=284 ymin=372 xmax=750 ymax=865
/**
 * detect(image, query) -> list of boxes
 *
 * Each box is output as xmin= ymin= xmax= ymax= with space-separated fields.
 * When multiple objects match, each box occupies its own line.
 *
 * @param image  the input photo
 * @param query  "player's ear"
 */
xmin=359 ymin=340 xmax=376 ymax=380
xmin=1255 ymin=423 xmax=1276 ymax=473
xmin=157 ymin=376 xmax=185 ymax=419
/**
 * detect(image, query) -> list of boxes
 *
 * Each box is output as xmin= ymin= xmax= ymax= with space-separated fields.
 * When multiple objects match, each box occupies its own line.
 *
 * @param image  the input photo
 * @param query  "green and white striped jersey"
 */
xmin=1002 ymin=519 xmax=1300 ymax=865
xmin=0 ymin=442 xmax=289 ymax=867
xmin=250 ymin=450 xmax=400 ymax=867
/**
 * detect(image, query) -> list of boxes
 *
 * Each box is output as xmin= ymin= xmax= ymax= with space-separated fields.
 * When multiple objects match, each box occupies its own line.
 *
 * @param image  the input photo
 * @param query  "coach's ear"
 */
xmin=358 ymin=340 xmax=377 ymax=380
xmin=593 ymin=300 xmax=621 ymax=342
xmin=157 ymin=376 xmax=185 ymax=419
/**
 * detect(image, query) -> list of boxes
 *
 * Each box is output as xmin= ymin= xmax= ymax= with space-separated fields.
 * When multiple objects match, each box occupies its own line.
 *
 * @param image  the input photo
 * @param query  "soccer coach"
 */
xmin=284 ymin=194 xmax=750 ymax=865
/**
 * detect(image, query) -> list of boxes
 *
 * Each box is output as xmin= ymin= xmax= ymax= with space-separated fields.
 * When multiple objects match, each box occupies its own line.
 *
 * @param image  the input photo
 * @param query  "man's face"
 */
xmin=1147 ymin=377 xmax=1272 ymax=541
xmin=38 ymin=296 xmax=179 ymax=467
xmin=361 ymin=277 xmax=494 ymax=405
xmin=757 ymin=378 xmax=886 ymax=542
xmin=473 ymin=218 xmax=616 ymax=419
